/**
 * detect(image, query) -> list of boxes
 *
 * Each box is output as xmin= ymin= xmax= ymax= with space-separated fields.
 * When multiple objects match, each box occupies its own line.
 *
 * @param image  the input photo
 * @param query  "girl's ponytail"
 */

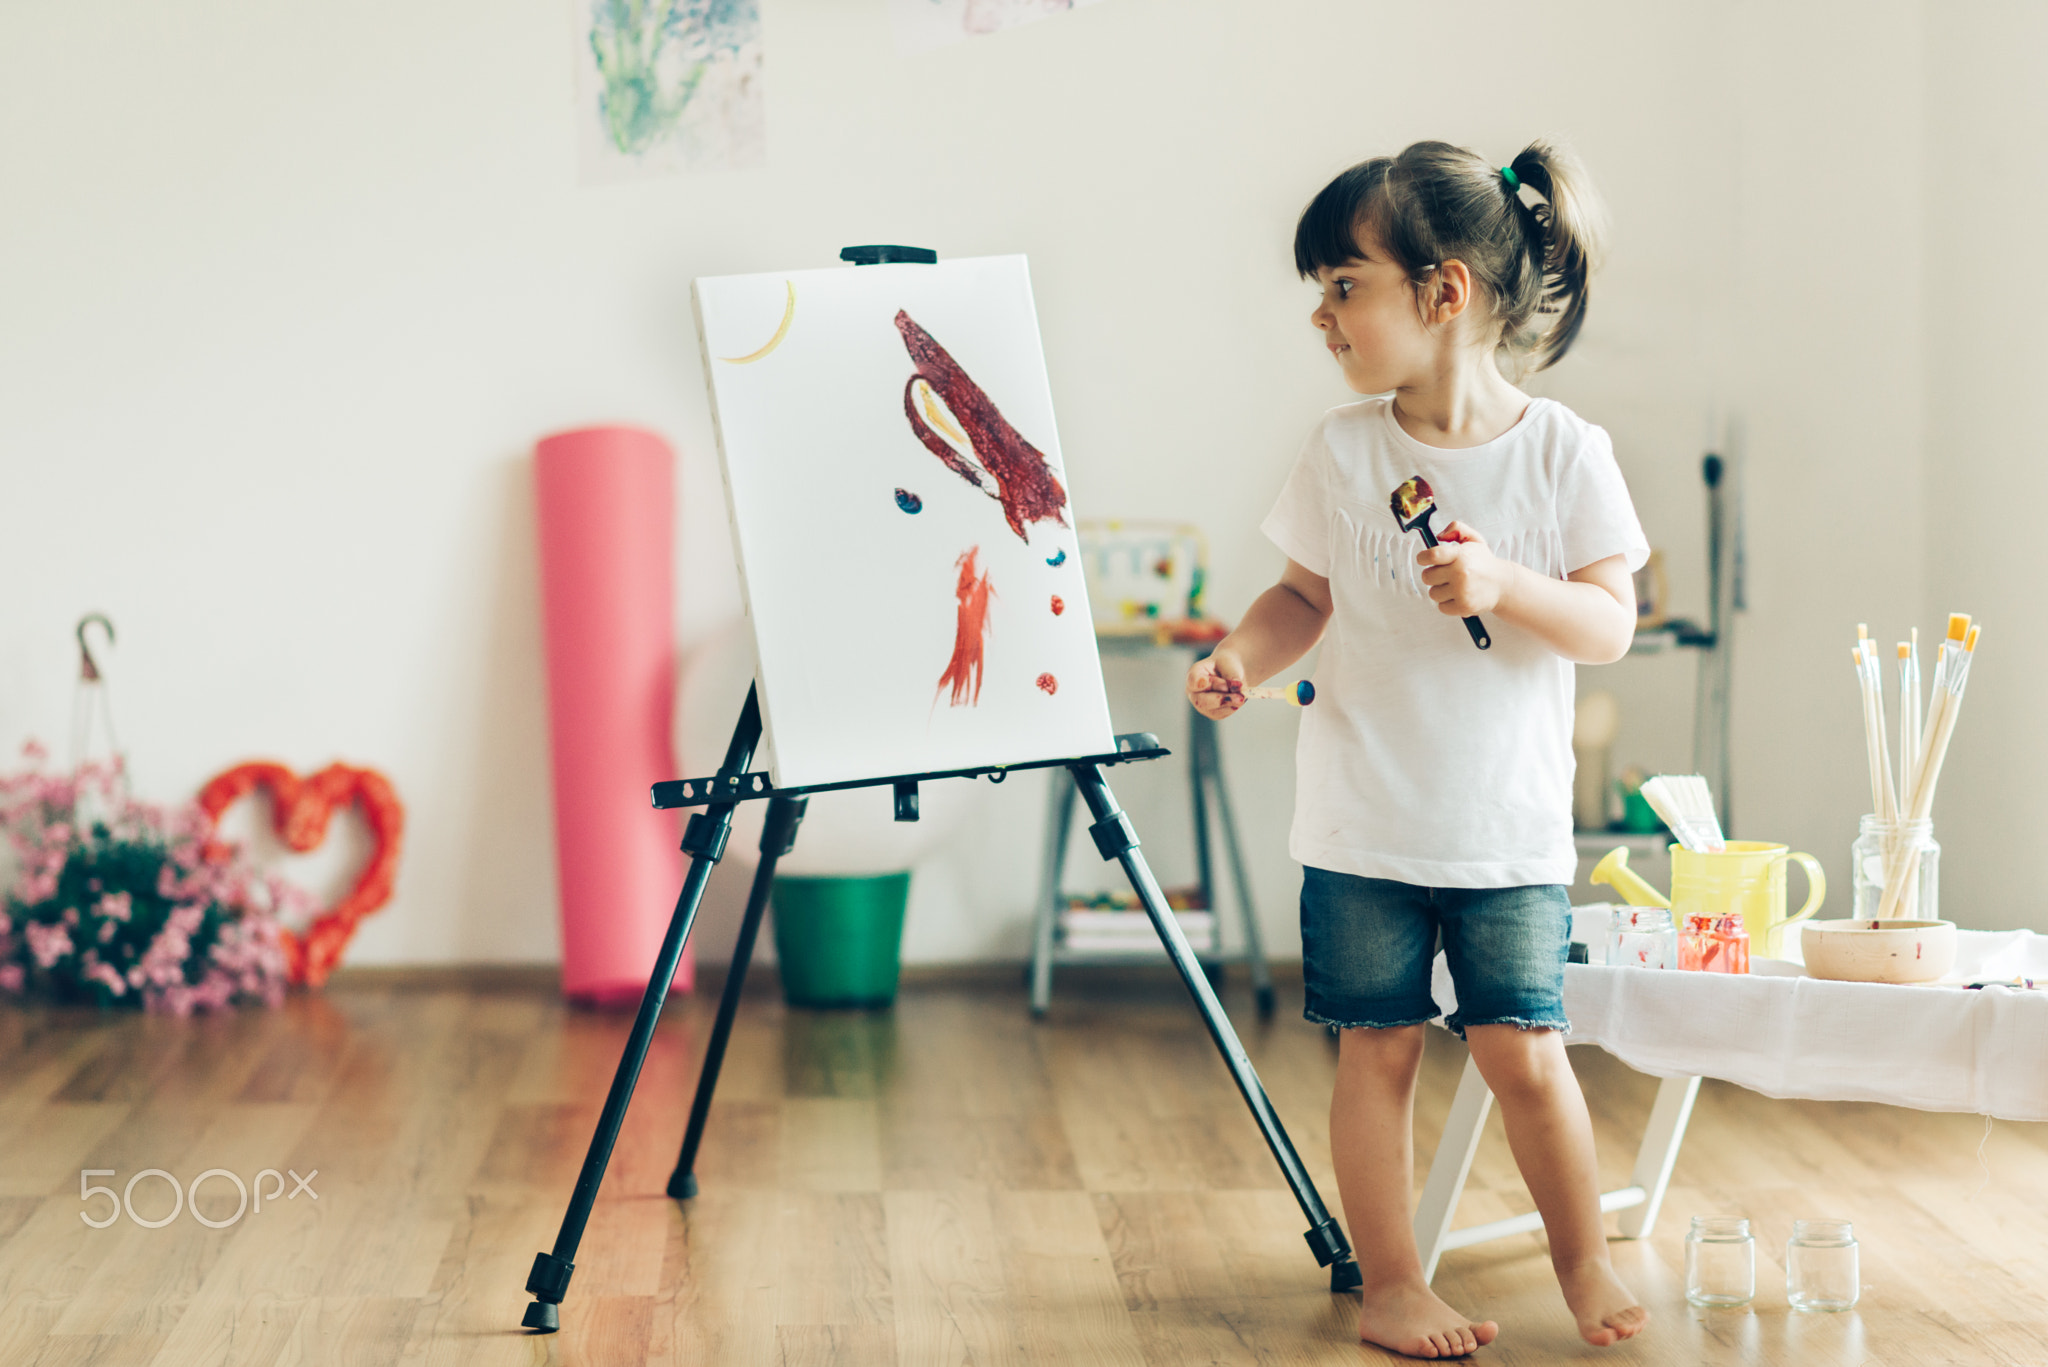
xmin=1505 ymin=140 xmax=1606 ymax=371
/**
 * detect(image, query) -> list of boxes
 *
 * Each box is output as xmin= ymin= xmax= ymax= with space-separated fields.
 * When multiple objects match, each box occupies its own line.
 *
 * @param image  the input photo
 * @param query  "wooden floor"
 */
xmin=1 ymin=965 xmax=2045 ymax=1366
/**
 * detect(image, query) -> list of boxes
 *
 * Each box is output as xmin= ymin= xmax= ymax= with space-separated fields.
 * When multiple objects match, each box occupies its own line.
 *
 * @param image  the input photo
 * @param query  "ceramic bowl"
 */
xmin=1800 ymin=918 xmax=1956 ymax=984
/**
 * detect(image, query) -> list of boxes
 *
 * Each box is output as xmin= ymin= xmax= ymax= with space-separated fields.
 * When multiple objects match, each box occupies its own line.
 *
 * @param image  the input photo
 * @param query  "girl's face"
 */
xmin=1308 ymin=236 xmax=1440 ymax=394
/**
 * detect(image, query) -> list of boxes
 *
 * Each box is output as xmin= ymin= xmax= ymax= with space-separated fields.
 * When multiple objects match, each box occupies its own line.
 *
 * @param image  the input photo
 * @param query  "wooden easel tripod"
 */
xmin=519 ymin=684 xmax=1361 ymax=1334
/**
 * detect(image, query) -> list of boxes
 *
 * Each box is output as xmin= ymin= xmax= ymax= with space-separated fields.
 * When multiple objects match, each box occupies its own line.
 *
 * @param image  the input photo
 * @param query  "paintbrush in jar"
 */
xmin=1898 ymin=637 xmax=1920 ymax=802
xmin=1851 ymin=627 xmax=1898 ymax=824
xmin=1877 ymin=617 xmax=1978 ymax=917
xmin=1390 ymin=477 xmax=1491 ymax=650
xmin=1640 ymin=774 xmax=1725 ymax=853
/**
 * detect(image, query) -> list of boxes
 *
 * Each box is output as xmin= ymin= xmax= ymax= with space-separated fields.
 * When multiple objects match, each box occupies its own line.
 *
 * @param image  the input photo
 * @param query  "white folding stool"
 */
xmin=1412 ymin=958 xmax=1702 ymax=1282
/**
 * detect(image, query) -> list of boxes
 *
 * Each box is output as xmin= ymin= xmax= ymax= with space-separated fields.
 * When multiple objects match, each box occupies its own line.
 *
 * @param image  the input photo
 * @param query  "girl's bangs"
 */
xmin=1293 ymin=163 xmax=1382 ymax=278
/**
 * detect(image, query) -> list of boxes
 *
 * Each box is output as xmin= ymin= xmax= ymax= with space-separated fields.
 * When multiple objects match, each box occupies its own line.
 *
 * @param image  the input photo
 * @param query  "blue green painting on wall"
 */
xmin=576 ymin=0 xmax=763 ymax=182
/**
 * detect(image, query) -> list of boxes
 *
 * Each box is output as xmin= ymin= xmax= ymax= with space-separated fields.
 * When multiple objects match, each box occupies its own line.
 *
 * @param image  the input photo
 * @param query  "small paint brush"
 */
xmin=1212 ymin=679 xmax=1316 ymax=707
xmin=1389 ymin=476 xmax=1491 ymax=650
xmin=1242 ymin=681 xmax=1316 ymax=707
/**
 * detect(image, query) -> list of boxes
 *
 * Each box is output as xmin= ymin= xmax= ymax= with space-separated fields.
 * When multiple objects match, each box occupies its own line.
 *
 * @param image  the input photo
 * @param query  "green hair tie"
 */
xmin=1500 ymin=166 xmax=1520 ymax=192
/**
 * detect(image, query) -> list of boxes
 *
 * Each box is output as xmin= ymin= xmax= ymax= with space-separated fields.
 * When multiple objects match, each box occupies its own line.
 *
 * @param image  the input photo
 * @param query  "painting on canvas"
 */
xmin=574 ymin=0 xmax=763 ymax=184
xmin=890 ymin=0 xmax=1108 ymax=55
xmin=693 ymin=255 xmax=1116 ymax=788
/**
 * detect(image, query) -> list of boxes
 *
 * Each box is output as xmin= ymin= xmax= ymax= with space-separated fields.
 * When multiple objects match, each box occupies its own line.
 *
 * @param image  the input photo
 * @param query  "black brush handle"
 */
xmin=1414 ymin=522 xmax=1492 ymax=651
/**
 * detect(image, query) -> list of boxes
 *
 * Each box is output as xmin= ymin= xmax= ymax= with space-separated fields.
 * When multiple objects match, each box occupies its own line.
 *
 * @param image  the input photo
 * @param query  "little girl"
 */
xmin=1188 ymin=140 xmax=1650 ymax=1358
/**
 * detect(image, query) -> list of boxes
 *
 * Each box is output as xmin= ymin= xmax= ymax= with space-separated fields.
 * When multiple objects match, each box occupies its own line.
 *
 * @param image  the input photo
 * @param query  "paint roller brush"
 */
xmin=1391 ymin=477 xmax=1491 ymax=650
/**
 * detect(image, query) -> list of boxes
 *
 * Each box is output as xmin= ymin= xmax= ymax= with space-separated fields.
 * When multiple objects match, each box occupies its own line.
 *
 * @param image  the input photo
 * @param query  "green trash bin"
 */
xmin=769 ymin=872 xmax=910 ymax=1008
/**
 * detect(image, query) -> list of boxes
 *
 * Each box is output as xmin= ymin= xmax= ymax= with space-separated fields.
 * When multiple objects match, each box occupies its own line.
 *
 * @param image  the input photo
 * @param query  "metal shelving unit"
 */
xmin=1601 ymin=452 xmax=1742 ymax=834
xmin=1029 ymin=633 xmax=1275 ymax=1019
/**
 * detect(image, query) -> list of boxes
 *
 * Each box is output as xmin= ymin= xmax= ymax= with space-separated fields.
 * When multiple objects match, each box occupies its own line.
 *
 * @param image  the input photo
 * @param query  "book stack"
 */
xmin=1058 ymin=888 xmax=1215 ymax=954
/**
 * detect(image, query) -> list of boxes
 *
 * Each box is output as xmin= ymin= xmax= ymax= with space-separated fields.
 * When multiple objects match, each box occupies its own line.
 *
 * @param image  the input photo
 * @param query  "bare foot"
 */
xmin=1356 ymin=1280 xmax=1499 ymax=1359
xmin=1558 ymin=1261 xmax=1648 ymax=1347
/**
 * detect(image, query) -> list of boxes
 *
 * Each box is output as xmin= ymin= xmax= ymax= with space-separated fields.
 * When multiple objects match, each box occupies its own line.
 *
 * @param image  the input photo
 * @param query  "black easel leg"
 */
xmin=665 ymin=794 xmax=807 ymax=1200
xmin=1199 ymin=713 xmax=1276 ymax=1018
xmin=520 ymin=689 xmax=764 ymax=1334
xmin=1067 ymin=760 xmax=1362 ymax=1294
xmin=1187 ymin=710 xmax=1222 ymax=992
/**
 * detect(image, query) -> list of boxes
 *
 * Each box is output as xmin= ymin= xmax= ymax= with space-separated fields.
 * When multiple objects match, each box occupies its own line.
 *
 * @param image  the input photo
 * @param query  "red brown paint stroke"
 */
xmin=937 ymin=547 xmax=995 ymax=707
xmin=896 ymin=310 xmax=1069 ymax=543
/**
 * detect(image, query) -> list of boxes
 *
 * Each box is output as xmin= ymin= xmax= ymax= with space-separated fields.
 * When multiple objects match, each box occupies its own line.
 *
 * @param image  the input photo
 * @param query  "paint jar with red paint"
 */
xmin=1609 ymin=907 xmax=1676 ymax=970
xmin=1679 ymin=912 xmax=1750 ymax=973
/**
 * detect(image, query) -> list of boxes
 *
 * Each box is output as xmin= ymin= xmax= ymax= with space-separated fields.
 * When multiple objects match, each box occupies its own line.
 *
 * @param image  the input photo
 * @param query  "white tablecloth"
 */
xmin=1428 ymin=928 xmax=2048 ymax=1122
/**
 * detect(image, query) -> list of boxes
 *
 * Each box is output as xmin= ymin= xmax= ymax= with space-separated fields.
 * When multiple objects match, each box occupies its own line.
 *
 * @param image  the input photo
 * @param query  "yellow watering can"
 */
xmin=1592 ymin=842 xmax=1826 ymax=960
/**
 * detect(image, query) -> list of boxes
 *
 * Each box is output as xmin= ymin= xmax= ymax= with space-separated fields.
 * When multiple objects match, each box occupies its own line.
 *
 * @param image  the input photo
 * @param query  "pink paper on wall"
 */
xmin=535 ymin=426 xmax=690 ymax=1005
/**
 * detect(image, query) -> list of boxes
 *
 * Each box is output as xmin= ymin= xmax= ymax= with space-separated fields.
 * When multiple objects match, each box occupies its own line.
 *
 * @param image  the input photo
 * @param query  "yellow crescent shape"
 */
xmin=718 ymin=280 xmax=796 ymax=364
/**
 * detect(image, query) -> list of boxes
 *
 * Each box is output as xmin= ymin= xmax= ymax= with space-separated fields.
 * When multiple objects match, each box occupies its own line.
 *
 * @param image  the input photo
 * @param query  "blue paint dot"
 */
xmin=895 ymin=488 xmax=923 ymax=514
xmin=1046 ymin=548 xmax=1067 ymax=567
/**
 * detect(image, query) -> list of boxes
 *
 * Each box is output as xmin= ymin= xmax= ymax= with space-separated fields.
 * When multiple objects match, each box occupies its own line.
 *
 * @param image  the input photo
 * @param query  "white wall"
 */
xmin=2 ymin=0 xmax=1973 ymax=970
xmin=1921 ymin=2 xmax=2048 ymax=932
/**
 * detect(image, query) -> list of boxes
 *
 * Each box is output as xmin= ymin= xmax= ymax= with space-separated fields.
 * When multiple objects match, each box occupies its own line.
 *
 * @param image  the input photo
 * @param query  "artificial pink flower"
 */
xmin=4 ymin=745 xmax=291 ymax=1013
xmin=24 ymin=921 xmax=73 ymax=969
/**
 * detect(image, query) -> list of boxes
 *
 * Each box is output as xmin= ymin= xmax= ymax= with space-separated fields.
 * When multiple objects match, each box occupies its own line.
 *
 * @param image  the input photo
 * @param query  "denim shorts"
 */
xmin=1299 ymin=867 xmax=1571 ymax=1038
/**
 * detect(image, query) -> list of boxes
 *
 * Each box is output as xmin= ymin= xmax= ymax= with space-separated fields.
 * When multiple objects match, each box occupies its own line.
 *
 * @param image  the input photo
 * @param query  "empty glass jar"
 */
xmin=1852 ymin=815 xmax=1939 ymax=920
xmin=1685 ymin=1216 xmax=1754 ymax=1307
xmin=1787 ymin=1219 xmax=1859 ymax=1311
xmin=1611 ymin=906 xmax=1677 ymax=970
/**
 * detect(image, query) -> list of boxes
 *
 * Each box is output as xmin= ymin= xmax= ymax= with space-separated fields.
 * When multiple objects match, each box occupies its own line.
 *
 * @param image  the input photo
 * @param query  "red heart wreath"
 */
xmin=196 ymin=761 xmax=405 ymax=988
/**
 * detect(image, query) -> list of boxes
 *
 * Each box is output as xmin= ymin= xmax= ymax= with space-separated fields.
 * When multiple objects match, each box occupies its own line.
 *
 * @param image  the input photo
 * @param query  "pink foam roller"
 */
xmin=536 ymin=426 xmax=691 ymax=1005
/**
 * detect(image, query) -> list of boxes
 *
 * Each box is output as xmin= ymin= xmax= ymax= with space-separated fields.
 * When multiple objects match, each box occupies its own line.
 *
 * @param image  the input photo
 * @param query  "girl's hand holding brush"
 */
xmin=1186 ymin=650 xmax=1249 ymax=720
xmin=1417 ymin=522 xmax=1515 ymax=619
xmin=1186 ymin=651 xmax=1317 ymax=718
xmin=1184 ymin=557 xmax=1335 ymax=721
xmin=1392 ymin=475 xmax=1635 ymax=663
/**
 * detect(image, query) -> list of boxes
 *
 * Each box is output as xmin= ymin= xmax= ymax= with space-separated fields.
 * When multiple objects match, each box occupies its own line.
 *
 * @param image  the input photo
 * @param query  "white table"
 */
xmin=1414 ymin=927 xmax=2048 ymax=1281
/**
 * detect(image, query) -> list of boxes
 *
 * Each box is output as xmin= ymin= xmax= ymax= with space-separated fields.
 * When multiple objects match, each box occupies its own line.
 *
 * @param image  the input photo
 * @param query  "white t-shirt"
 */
xmin=1260 ymin=396 xmax=1649 ymax=888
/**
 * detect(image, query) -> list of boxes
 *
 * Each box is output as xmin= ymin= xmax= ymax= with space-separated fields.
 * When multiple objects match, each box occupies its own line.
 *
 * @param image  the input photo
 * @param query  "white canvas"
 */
xmin=694 ymin=255 xmax=1116 ymax=788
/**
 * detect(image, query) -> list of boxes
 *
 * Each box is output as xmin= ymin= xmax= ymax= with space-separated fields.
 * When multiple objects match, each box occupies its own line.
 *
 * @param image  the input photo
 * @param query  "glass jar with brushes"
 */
xmin=1786 ymin=1219 xmax=1860 ymax=1311
xmin=1852 ymin=815 xmax=1939 ymax=920
xmin=1684 ymin=1216 xmax=1755 ymax=1307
